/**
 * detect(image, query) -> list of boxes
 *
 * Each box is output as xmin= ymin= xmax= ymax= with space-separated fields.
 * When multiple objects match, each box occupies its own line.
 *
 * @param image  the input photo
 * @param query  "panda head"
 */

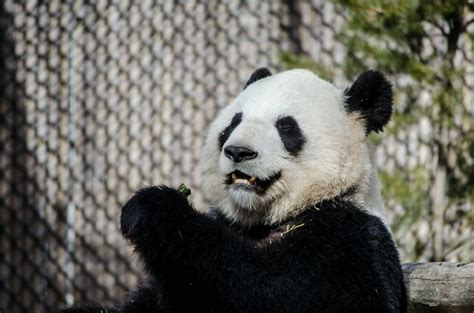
xmin=200 ymin=68 xmax=392 ymax=226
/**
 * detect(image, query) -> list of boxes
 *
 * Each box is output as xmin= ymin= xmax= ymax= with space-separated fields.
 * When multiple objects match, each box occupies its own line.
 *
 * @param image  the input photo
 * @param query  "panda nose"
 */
xmin=224 ymin=146 xmax=258 ymax=163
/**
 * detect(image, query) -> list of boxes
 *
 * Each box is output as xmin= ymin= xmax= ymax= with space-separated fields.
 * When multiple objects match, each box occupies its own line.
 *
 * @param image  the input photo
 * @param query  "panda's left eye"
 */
xmin=275 ymin=116 xmax=305 ymax=156
xmin=276 ymin=116 xmax=297 ymax=132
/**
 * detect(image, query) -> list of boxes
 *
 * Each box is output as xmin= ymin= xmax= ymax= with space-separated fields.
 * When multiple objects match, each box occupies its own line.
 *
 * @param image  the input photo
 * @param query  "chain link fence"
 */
xmin=1 ymin=1 xmax=472 ymax=312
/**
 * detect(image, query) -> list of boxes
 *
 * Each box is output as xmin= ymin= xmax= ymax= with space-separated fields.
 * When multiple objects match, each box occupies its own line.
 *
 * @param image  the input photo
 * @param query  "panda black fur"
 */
xmin=62 ymin=69 xmax=407 ymax=313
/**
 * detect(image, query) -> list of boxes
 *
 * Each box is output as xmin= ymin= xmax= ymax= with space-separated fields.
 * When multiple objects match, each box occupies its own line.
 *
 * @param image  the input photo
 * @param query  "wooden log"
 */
xmin=403 ymin=262 xmax=474 ymax=313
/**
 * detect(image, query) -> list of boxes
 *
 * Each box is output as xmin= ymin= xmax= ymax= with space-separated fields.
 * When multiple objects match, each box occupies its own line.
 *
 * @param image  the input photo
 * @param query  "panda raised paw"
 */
xmin=120 ymin=185 xmax=191 ymax=242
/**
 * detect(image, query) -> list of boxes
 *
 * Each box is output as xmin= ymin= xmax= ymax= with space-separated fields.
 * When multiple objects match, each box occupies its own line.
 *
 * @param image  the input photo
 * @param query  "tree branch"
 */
xmin=431 ymin=20 xmax=449 ymax=37
xmin=463 ymin=18 xmax=474 ymax=31
xmin=403 ymin=262 xmax=474 ymax=310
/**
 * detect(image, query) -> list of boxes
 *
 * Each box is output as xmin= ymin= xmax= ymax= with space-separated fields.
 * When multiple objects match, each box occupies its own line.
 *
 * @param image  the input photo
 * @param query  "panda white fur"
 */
xmin=62 ymin=68 xmax=406 ymax=313
xmin=201 ymin=68 xmax=387 ymax=226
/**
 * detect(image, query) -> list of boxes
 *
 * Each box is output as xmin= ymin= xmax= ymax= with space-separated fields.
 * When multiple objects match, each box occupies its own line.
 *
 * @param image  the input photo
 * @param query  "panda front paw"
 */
xmin=120 ymin=185 xmax=191 ymax=242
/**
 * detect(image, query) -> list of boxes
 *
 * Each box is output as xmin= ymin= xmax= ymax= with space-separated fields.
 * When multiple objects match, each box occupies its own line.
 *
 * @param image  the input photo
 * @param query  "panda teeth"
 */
xmin=231 ymin=173 xmax=238 ymax=181
xmin=231 ymin=173 xmax=258 ymax=185
xmin=235 ymin=178 xmax=250 ymax=184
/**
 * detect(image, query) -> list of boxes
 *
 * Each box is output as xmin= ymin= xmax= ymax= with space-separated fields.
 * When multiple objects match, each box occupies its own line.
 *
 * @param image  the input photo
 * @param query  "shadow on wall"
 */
xmin=0 ymin=4 xmax=71 ymax=311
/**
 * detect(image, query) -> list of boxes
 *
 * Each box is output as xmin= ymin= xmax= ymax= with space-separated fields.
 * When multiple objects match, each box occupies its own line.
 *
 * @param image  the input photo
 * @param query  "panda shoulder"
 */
xmin=300 ymin=200 xmax=392 ymax=239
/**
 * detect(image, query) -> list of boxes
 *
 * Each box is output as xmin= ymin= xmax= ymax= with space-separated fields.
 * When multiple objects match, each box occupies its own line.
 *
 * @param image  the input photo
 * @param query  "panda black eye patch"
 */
xmin=218 ymin=112 xmax=243 ymax=150
xmin=276 ymin=116 xmax=305 ymax=156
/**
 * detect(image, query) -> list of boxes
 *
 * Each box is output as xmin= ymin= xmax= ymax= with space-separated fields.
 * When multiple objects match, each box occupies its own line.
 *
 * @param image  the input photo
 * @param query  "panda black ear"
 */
xmin=244 ymin=68 xmax=272 ymax=89
xmin=344 ymin=70 xmax=393 ymax=134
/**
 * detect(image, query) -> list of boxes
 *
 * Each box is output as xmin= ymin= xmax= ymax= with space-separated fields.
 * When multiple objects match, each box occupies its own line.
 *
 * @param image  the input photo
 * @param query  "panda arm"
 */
xmin=120 ymin=186 xmax=314 ymax=311
xmin=121 ymin=186 xmax=274 ymax=274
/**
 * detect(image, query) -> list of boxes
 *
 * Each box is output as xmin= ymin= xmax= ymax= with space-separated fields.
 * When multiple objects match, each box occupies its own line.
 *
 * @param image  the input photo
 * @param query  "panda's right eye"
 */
xmin=230 ymin=113 xmax=242 ymax=126
xmin=218 ymin=112 xmax=243 ymax=150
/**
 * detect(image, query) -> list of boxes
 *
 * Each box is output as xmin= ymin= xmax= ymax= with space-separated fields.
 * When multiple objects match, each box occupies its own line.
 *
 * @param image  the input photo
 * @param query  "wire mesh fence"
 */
xmin=0 ymin=1 xmax=472 ymax=312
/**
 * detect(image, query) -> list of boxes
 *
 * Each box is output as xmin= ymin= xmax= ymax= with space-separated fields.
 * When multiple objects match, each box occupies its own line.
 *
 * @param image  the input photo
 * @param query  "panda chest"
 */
xmin=238 ymin=222 xmax=307 ymax=247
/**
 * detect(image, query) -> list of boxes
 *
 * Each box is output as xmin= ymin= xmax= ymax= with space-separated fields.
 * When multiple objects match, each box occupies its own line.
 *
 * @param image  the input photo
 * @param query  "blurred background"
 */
xmin=0 ymin=1 xmax=473 ymax=312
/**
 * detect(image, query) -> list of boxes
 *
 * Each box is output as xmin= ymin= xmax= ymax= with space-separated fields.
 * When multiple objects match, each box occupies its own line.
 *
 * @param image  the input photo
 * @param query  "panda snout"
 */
xmin=224 ymin=145 xmax=258 ymax=163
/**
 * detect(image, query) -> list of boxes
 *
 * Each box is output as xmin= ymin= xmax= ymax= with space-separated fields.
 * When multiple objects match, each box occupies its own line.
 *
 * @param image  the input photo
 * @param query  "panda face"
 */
xmin=200 ymin=69 xmax=392 ymax=226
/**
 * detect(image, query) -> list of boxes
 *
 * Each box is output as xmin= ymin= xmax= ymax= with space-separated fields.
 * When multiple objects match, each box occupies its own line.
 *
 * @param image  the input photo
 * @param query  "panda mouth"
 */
xmin=226 ymin=170 xmax=281 ymax=193
xmin=231 ymin=171 xmax=257 ymax=186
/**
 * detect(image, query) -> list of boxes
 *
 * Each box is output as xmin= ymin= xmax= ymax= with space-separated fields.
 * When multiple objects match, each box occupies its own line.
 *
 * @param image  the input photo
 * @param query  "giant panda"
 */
xmin=62 ymin=68 xmax=407 ymax=313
